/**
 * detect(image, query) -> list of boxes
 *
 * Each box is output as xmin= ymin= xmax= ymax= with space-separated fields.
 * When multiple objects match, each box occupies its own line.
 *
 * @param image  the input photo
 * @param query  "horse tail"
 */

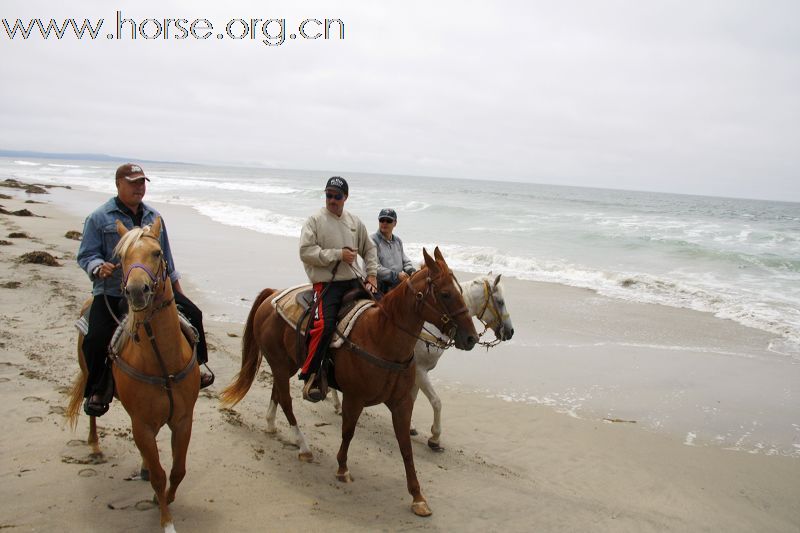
xmin=66 ymin=336 xmax=88 ymax=429
xmin=220 ymin=288 xmax=275 ymax=407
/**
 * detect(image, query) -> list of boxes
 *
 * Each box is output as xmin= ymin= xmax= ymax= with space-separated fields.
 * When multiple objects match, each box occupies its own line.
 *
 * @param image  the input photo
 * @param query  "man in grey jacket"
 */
xmin=371 ymin=208 xmax=416 ymax=293
xmin=298 ymin=176 xmax=378 ymax=402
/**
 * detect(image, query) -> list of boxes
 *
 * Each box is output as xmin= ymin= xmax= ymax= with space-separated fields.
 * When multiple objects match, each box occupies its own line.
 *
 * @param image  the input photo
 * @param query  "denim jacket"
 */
xmin=76 ymin=197 xmax=180 ymax=297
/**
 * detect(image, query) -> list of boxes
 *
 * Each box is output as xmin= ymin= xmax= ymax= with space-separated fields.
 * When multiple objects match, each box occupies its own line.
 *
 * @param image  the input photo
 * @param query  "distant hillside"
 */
xmin=0 ymin=150 xmax=183 ymax=165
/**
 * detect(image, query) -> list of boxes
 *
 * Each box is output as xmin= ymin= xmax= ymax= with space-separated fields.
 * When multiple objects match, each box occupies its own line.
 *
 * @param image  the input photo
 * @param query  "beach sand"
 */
xmin=1 ymin=187 xmax=798 ymax=532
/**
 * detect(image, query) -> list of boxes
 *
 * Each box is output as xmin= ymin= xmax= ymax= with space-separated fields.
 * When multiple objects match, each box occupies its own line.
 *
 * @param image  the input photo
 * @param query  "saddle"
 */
xmin=74 ymin=306 xmax=199 ymax=356
xmin=270 ymin=283 xmax=375 ymax=348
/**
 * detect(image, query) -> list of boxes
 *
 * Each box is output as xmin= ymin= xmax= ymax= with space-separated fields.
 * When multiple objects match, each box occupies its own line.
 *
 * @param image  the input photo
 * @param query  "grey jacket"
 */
xmin=370 ymin=231 xmax=415 ymax=292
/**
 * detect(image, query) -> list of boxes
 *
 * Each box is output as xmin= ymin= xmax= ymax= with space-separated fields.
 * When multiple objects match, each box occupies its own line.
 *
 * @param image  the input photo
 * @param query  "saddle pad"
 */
xmin=271 ymin=285 xmax=375 ymax=348
xmin=108 ymin=311 xmax=198 ymax=357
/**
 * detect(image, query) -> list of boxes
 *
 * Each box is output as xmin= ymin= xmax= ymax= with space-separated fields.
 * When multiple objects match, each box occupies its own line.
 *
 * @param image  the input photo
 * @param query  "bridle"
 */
xmin=122 ymin=234 xmax=168 ymax=310
xmin=110 ymin=232 xmax=196 ymax=422
xmin=474 ymin=279 xmax=510 ymax=348
xmin=337 ymin=264 xmax=472 ymax=372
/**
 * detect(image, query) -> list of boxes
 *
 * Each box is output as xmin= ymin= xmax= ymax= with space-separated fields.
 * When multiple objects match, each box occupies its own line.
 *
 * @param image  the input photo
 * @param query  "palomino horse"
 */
xmin=331 ymin=272 xmax=514 ymax=451
xmin=67 ymin=218 xmax=199 ymax=533
xmin=221 ymin=247 xmax=478 ymax=517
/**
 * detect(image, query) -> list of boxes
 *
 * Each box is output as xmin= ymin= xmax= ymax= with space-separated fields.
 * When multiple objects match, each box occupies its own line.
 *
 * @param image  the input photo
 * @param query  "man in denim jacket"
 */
xmin=76 ymin=163 xmax=213 ymax=416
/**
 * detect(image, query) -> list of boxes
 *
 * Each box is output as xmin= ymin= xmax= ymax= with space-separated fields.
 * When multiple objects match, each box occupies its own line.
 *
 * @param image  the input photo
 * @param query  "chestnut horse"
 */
xmin=67 ymin=218 xmax=199 ymax=533
xmin=331 ymin=272 xmax=515 ymax=451
xmin=221 ymin=247 xmax=478 ymax=516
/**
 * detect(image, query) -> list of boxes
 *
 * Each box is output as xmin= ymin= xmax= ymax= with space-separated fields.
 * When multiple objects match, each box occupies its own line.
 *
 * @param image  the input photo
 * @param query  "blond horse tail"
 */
xmin=66 ymin=336 xmax=88 ymax=429
xmin=220 ymin=288 xmax=275 ymax=407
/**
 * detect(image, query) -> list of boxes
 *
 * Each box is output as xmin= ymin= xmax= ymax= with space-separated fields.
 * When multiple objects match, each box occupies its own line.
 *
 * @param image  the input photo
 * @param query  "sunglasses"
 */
xmin=379 ymin=218 xmax=394 ymax=224
xmin=325 ymin=191 xmax=344 ymax=200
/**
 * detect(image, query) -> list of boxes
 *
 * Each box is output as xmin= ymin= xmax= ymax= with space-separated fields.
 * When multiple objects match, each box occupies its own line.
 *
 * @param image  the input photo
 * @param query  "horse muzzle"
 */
xmin=495 ymin=325 xmax=514 ymax=341
xmin=124 ymin=281 xmax=154 ymax=312
xmin=454 ymin=331 xmax=478 ymax=351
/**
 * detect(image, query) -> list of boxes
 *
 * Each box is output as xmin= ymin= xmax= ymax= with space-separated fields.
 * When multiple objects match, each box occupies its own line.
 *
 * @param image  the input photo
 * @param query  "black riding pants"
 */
xmin=82 ymin=291 xmax=208 ymax=397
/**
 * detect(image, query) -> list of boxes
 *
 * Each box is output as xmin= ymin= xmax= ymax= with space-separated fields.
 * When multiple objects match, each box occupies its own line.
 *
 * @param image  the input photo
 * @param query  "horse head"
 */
xmin=114 ymin=217 xmax=168 ymax=312
xmin=474 ymin=272 xmax=514 ymax=341
xmin=408 ymin=247 xmax=478 ymax=351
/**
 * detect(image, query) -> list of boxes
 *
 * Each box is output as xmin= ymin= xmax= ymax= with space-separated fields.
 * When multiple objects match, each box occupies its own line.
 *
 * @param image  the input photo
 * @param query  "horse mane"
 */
xmin=113 ymin=224 xmax=152 ymax=259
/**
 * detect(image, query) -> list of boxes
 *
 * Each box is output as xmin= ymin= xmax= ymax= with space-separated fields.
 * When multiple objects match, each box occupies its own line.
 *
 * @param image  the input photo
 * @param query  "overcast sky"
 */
xmin=2 ymin=1 xmax=798 ymax=201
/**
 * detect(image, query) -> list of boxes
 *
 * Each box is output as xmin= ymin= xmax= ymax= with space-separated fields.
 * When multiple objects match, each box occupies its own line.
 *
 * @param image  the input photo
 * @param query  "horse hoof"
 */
xmin=410 ymin=428 xmax=418 ymax=436
xmin=163 ymin=522 xmax=177 ymax=533
xmin=411 ymin=501 xmax=432 ymax=517
xmin=298 ymin=452 xmax=314 ymax=463
xmin=427 ymin=440 xmax=444 ymax=452
xmin=336 ymin=470 xmax=353 ymax=483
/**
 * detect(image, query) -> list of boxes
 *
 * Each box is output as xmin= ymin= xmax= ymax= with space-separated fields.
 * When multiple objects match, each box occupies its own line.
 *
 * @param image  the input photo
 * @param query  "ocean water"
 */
xmin=6 ymin=157 xmax=800 ymax=359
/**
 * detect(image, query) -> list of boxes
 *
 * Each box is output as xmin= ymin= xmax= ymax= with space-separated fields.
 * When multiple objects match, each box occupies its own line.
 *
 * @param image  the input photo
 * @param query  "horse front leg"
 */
xmin=416 ymin=369 xmax=444 ymax=451
xmin=409 ymin=371 xmax=421 ymax=436
xmin=131 ymin=422 xmax=172 ymax=531
xmin=166 ymin=416 xmax=193 ymax=505
xmin=336 ymin=394 xmax=363 ymax=483
xmin=389 ymin=394 xmax=431 ymax=516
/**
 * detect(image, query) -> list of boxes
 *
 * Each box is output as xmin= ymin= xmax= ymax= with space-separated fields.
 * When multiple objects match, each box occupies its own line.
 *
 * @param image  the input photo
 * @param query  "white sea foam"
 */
xmin=192 ymin=201 xmax=304 ymax=238
xmin=13 ymin=160 xmax=39 ymax=166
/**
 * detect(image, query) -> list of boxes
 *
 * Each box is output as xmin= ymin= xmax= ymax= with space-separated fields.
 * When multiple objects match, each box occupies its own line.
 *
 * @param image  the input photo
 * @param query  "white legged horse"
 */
xmin=331 ymin=272 xmax=514 ymax=451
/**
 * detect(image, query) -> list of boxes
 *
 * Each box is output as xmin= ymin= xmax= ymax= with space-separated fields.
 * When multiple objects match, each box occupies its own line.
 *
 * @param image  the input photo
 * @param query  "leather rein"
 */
xmin=109 ymin=234 xmax=197 ymax=422
xmin=339 ymin=267 xmax=470 ymax=372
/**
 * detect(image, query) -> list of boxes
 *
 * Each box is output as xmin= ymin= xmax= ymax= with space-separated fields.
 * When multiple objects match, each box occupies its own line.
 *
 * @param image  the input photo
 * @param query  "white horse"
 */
xmin=331 ymin=272 xmax=514 ymax=451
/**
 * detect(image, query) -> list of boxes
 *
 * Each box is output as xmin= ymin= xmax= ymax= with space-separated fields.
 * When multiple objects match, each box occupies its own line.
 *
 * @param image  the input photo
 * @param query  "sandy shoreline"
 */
xmin=1 ymin=187 xmax=798 ymax=531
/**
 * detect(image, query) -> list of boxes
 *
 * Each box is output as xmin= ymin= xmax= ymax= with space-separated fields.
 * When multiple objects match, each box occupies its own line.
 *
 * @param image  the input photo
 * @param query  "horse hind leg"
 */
xmin=270 ymin=367 xmax=313 ymax=462
xmin=88 ymin=416 xmax=101 ymax=457
xmin=131 ymin=422 xmax=173 ymax=530
xmin=330 ymin=389 xmax=342 ymax=415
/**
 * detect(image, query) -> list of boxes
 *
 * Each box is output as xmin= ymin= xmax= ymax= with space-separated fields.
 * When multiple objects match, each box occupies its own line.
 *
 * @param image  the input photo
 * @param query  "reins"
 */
xmin=334 ymin=266 xmax=470 ymax=371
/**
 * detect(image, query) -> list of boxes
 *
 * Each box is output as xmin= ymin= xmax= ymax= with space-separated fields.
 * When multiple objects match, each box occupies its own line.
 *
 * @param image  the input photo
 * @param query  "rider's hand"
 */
xmin=366 ymin=275 xmax=378 ymax=293
xmin=342 ymin=247 xmax=357 ymax=264
xmin=96 ymin=262 xmax=118 ymax=279
xmin=398 ymin=271 xmax=409 ymax=282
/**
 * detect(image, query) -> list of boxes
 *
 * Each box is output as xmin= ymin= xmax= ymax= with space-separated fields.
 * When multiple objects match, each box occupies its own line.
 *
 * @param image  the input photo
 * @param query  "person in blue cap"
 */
xmin=371 ymin=208 xmax=416 ymax=294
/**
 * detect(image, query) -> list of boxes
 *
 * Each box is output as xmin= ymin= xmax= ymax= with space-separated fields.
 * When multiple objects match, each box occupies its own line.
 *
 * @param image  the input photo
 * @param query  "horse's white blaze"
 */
xmin=164 ymin=522 xmax=177 ymax=533
xmin=292 ymin=425 xmax=311 ymax=456
xmin=266 ymin=400 xmax=278 ymax=433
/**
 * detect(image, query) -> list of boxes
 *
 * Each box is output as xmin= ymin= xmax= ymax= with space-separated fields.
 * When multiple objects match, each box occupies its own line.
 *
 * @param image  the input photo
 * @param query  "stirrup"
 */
xmin=83 ymin=396 xmax=110 ymax=417
xmin=199 ymin=365 xmax=215 ymax=389
xmin=302 ymin=374 xmax=326 ymax=403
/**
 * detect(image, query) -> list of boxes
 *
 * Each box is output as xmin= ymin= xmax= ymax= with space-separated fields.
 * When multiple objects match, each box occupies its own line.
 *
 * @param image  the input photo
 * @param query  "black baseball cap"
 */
xmin=325 ymin=176 xmax=348 ymax=196
xmin=378 ymin=208 xmax=397 ymax=221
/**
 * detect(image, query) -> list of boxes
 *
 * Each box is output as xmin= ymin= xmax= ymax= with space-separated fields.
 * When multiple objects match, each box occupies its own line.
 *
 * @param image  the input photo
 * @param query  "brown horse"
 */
xmin=66 ymin=218 xmax=199 ymax=533
xmin=221 ymin=247 xmax=478 ymax=516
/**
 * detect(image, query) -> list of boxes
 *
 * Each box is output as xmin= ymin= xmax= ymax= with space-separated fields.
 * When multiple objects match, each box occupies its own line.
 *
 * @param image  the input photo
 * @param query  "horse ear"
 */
xmin=116 ymin=219 xmax=127 ymax=237
xmin=149 ymin=216 xmax=163 ymax=239
xmin=423 ymin=248 xmax=438 ymax=272
xmin=433 ymin=246 xmax=444 ymax=262
xmin=494 ymin=273 xmax=502 ymax=287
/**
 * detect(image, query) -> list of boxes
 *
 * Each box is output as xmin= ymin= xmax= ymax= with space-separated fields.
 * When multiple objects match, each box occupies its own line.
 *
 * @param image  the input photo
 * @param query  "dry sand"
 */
xmin=1 ymin=189 xmax=798 ymax=532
